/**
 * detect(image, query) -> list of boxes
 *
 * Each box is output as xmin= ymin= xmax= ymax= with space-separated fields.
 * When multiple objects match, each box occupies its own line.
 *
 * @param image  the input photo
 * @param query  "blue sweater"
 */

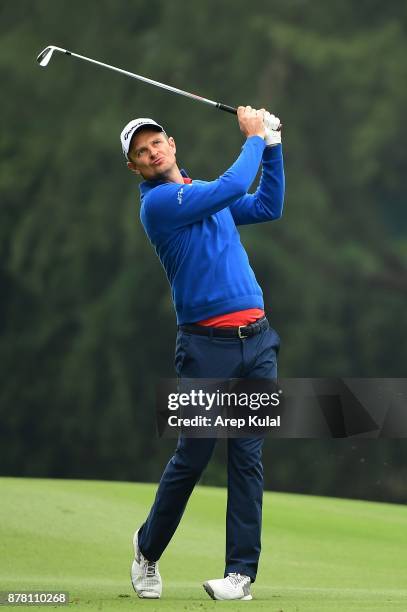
xmin=139 ymin=136 xmax=285 ymax=324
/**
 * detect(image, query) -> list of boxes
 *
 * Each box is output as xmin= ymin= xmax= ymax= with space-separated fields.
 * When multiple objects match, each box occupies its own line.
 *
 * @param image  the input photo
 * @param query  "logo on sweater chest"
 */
xmin=177 ymin=187 xmax=184 ymax=205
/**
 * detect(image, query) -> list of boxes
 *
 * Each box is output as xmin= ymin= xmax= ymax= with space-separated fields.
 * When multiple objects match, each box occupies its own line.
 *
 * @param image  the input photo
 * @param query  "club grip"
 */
xmin=217 ymin=103 xmax=237 ymax=115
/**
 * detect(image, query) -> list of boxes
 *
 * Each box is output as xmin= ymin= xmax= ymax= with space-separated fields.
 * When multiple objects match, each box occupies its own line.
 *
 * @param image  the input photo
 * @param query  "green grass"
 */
xmin=0 ymin=478 xmax=406 ymax=611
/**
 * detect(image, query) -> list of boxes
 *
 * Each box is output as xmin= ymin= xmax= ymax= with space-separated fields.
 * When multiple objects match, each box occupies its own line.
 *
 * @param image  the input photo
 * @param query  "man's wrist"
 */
xmin=262 ymin=142 xmax=282 ymax=160
xmin=246 ymin=134 xmax=266 ymax=144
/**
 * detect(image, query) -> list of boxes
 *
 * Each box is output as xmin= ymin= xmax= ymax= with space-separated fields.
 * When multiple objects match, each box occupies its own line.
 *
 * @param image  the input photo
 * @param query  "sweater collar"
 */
xmin=140 ymin=168 xmax=190 ymax=195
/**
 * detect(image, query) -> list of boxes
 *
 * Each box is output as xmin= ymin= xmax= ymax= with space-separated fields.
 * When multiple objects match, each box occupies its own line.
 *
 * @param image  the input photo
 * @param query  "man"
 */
xmin=120 ymin=106 xmax=284 ymax=601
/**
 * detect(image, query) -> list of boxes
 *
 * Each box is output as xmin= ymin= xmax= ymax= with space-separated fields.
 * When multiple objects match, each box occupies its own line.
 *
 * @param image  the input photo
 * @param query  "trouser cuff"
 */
xmin=224 ymin=566 xmax=256 ymax=583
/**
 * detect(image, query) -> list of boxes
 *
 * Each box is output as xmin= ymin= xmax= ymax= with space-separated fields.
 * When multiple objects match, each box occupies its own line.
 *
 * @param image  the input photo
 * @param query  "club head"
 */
xmin=36 ymin=45 xmax=67 ymax=67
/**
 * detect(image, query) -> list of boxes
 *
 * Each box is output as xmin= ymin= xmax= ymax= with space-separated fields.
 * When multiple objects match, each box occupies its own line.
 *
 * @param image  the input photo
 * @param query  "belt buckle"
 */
xmin=238 ymin=325 xmax=248 ymax=339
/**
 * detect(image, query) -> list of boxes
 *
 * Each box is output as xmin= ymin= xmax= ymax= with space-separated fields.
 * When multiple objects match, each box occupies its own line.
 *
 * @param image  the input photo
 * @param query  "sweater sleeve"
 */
xmin=143 ymin=136 xmax=265 ymax=231
xmin=229 ymin=144 xmax=285 ymax=225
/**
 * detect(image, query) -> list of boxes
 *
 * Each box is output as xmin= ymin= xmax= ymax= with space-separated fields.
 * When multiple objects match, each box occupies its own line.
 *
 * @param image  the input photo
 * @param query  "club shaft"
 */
xmin=62 ymin=49 xmax=237 ymax=114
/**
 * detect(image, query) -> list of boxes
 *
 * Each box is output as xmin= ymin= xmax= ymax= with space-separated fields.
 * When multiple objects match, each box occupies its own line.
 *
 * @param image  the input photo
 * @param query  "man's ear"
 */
xmin=168 ymin=136 xmax=176 ymax=155
xmin=127 ymin=161 xmax=141 ymax=175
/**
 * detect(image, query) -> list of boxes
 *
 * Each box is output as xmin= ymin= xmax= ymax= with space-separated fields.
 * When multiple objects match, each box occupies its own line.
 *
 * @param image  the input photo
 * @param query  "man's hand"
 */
xmin=263 ymin=111 xmax=282 ymax=147
xmin=237 ymin=106 xmax=266 ymax=139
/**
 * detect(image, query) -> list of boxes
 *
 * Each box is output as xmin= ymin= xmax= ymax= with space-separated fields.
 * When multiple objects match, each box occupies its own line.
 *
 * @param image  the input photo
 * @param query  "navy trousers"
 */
xmin=138 ymin=323 xmax=280 ymax=582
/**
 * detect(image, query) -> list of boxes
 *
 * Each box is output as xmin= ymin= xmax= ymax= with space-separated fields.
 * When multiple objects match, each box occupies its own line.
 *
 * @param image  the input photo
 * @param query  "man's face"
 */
xmin=127 ymin=129 xmax=177 ymax=180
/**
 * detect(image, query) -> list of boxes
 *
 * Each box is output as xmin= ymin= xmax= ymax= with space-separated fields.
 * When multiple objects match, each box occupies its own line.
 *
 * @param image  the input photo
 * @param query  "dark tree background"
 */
xmin=1 ymin=0 xmax=406 ymax=502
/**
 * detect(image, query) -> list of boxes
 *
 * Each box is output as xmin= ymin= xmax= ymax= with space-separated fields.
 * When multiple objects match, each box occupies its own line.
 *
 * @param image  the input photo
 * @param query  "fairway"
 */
xmin=0 ymin=478 xmax=406 ymax=611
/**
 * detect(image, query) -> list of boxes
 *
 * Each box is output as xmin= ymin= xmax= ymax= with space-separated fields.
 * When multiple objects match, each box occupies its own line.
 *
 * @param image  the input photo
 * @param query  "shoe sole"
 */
xmin=203 ymin=582 xmax=216 ymax=600
xmin=202 ymin=582 xmax=252 ymax=601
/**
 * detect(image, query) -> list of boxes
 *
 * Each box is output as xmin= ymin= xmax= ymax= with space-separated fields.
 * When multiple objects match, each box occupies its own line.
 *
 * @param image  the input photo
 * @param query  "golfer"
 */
xmin=120 ymin=106 xmax=284 ymax=601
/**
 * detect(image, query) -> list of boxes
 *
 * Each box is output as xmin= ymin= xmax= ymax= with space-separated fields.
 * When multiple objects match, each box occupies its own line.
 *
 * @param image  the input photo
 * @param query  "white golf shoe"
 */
xmin=203 ymin=573 xmax=252 ymax=600
xmin=130 ymin=530 xmax=162 ymax=599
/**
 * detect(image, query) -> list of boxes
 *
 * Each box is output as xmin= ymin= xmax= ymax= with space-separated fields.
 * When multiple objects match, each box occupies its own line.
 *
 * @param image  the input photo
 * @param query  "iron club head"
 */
xmin=36 ymin=45 xmax=68 ymax=67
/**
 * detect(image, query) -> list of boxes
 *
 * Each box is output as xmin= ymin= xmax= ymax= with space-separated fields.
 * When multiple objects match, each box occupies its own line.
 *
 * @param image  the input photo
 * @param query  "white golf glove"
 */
xmin=263 ymin=111 xmax=282 ymax=146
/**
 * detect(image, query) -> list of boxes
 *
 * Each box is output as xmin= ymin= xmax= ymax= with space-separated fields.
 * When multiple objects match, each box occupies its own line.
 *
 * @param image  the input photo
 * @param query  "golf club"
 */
xmin=36 ymin=45 xmax=238 ymax=115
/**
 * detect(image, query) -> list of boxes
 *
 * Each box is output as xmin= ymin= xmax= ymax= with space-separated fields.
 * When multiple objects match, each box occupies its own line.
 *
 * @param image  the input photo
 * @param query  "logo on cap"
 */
xmin=124 ymin=128 xmax=134 ymax=140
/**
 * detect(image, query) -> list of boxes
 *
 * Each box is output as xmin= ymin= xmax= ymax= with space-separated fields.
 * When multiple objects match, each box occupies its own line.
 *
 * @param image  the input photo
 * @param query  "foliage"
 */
xmin=0 ymin=0 xmax=406 ymax=501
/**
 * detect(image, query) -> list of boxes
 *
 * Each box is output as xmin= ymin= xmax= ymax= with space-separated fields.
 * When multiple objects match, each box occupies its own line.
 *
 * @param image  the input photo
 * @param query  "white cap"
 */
xmin=120 ymin=118 xmax=164 ymax=160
